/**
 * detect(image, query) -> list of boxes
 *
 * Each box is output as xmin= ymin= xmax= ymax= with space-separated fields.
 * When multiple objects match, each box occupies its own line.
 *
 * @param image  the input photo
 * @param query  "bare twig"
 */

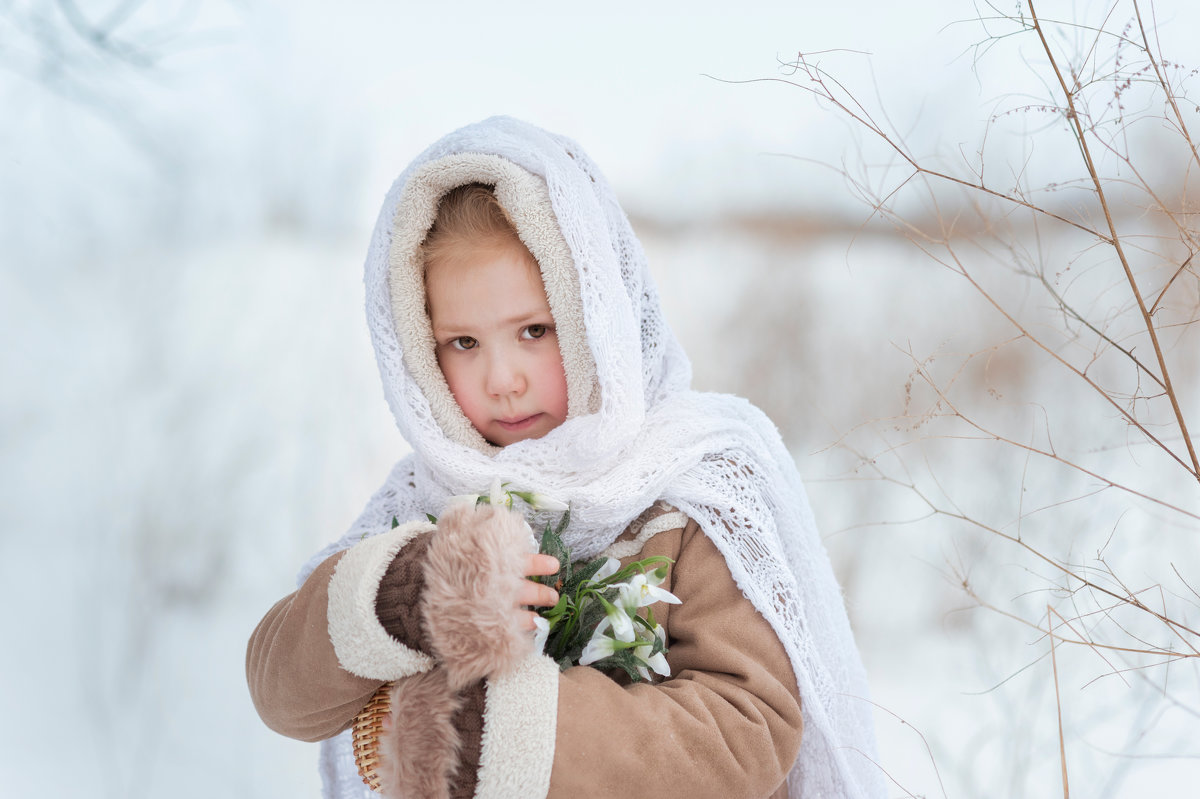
xmin=1132 ymin=1 xmax=1200 ymax=171
xmin=1028 ymin=0 xmax=1200 ymax=480
xmin=1149 ymin=253 xmax=1196 ymax=316
xmin=1048 ymin=606 xmax=1071 ymax=798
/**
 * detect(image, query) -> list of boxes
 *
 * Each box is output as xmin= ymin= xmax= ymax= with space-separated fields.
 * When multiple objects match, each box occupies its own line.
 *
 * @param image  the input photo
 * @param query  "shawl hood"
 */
xmin=368 ymin=117 xmax=688 ymax=457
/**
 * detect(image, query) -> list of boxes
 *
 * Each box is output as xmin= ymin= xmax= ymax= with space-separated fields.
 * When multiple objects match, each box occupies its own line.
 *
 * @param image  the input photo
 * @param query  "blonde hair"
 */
xmin=421 ymin=183 xmax=527 ymax=267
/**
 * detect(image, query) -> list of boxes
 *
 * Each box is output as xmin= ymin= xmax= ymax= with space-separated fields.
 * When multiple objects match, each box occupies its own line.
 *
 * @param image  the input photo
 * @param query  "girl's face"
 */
xmin=426 ymin=237 xmax=569 ymax=446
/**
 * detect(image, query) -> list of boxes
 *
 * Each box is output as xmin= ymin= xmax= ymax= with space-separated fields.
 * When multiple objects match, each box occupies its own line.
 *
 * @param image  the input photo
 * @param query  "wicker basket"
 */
xmin=352 ymin=681 xmax=394 ymax=791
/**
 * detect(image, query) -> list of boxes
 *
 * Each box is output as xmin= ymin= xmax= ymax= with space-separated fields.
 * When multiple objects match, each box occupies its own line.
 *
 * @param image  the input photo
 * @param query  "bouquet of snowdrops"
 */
xmin=531 ymin=510 xmax=680 ymax=682
xmin=443 ymin=482 xmax=682 ymax=683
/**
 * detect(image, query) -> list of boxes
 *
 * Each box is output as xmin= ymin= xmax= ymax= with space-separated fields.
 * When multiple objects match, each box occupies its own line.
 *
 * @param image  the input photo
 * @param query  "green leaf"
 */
xmin=425 ymin=512 xmax=437 ymax=524
xmin=596 ymin=594 xmax=617 ymax=617
xmin=542 ymin=594 xmax=569 ymax=619
xmin=592 ymin=649 xmax=647 ymax=683
xmin=577 ymin=601 xmax=609 ymax=642
xmin=559 ymin=640 xmax=584 ymax=665
xmin=554 ymin=507 xmax=571 ymax=537
xmin=561 ymin=556 xmax=607 ymax=597
xmin=536 ymin=522 xmax=571 ymax=588
xmin=391 ymin=516 xmax=400 ymax=529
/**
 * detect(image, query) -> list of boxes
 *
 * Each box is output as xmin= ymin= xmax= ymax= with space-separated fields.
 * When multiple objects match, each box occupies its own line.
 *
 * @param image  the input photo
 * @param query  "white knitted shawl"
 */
xmin=301 ymin=116 xmax=884 ymax=799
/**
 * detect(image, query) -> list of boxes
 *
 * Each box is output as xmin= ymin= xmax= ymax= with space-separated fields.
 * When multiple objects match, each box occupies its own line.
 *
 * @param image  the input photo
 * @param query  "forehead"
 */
xmin=425 ymin=238 xmax=550 ymax=326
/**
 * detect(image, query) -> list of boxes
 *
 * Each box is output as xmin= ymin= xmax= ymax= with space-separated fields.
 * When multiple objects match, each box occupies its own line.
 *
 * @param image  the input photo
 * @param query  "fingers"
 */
xmin=518 ymin=576 xmax=558 ymax=608
xmin=516 ymin=554 xmax=559 ymax=630
xmin=524 ymin=553 xmax=560 ymax=577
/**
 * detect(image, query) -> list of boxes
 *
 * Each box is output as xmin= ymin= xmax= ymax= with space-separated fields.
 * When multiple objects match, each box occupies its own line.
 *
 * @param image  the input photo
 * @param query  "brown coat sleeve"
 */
xmin=548 ymin=521 xmax=803 ymax=799
xmin=245 ymin=552 xmax=385 ymax=741
xmin=245 ymin=524 xmax=439 ymax=742
xmin=246 ymin=507 xmax=531 ymax=749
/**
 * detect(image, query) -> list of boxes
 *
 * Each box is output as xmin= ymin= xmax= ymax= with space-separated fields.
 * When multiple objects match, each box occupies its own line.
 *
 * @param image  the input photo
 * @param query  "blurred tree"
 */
xmin=0 ymin=0 xmax=233 ymax=151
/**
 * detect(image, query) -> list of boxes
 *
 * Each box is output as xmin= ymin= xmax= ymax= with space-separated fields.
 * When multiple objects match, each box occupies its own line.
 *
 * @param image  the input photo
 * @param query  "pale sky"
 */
xmin=6 ymin=0 xmax=1196 ymax=257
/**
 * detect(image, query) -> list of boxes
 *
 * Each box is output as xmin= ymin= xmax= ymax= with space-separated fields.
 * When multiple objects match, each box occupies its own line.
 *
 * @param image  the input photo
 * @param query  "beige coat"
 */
xmin=247 ymin=504 xmax=802 ymax=798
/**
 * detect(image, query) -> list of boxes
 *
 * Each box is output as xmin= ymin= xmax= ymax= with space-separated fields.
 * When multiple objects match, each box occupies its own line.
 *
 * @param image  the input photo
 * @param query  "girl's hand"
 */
xmin=422 ymin=503 xmax=562 ymax=688
xmin=518 ymin=553 xmax=559 ymax=630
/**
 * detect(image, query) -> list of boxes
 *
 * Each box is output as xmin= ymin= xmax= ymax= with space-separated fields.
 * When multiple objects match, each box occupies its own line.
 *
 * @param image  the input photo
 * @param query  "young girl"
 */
xmin=247 ymin=117 xmax=883 ymax=798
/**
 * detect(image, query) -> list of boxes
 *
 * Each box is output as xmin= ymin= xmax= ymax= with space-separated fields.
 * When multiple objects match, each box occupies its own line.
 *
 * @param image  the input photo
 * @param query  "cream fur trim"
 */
xmin=475 ymin=654 xmax=559 ymax=798
xmin=387 ymin=153 xmax=600 ymax=454
xmin=327 ymin=520 xmax=438 ymax=679
xmin=601 ymin=510 xmax=689 ymax=560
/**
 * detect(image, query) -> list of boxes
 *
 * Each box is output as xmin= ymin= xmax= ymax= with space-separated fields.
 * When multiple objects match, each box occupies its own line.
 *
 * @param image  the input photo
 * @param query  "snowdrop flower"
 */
xmin=628 ymin=614 xmax=676 ymax=676
xmin=594 ymin=557 xmax=621 ymax=582
xmin=602 ymin=598 xmax=636 ymax=642
xmin=579 ymin=618 xmax=619 ymax=665
xmin=521 ymin=517 xmax=538 ymax=550
xmin=509 ymin=489 xmax=569 ymax=512
xmin=579 ymin=636 xmax=617 ymax=666
xmin=445 ymin=493 xmax=481 ymax=509
xmin=488 ymin=478 xmax=512 ymax=507
xmin=531 ymin=493 xmax=569 ymax=512
xmin=531 ymin=615 xmax=550 ymax=653
xmin=616 ymin=570 xmax=681 ymax=612
xmin=635 ymin=622 xmax=671 ymax=679
xmin=636 ymin=652 xmax=671 ymax=681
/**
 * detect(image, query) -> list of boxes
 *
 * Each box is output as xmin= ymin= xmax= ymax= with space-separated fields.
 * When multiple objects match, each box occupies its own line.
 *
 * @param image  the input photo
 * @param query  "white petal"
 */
xmin=594 ymin=558 xmax=621 ymax=582
xmin=640 ymin=584 xmax=682 ymax=607
xmin=635 ymin=622 xmax=665 ymax=646
xmin=488 ymin=478 xmax=508 ymax=506
xmin=608 ymin=608 xmax=636 ymax=642
xmin=531 ymin=615 xmax=550 ymax=653
xmin=644 ymin=650 xmax=671 ymax=677
xmin=625 ymin=574 xmax=681 ymax=607
xmin=591 ymin=616 xmax=612 ymax=638
xmin=530 ymin=492 xmax=569 ymax=512
xmin=579 ymin=635 xmax=616 ymax=666
xmin=613 ymin=582 xmax=639 ymax=614
xmin=644 ymin=567 xmax=669 ymax=588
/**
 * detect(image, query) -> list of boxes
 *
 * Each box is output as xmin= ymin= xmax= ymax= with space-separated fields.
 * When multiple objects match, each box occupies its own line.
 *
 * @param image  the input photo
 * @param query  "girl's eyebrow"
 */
xmin=432 ymin=309 xmax=553 ymax=334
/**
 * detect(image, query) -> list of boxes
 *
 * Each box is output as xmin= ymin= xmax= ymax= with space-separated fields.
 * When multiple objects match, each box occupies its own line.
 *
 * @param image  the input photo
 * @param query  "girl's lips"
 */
xmin=496 ymin=414 xmax=541 ymax=431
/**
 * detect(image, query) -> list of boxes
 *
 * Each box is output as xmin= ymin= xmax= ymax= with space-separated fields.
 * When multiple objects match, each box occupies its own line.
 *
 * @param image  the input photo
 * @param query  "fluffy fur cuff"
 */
xmin=377 ymin=669 xmax=461 ymax=799
xmin=327 ymin=520 xmax=438 ymax=680
xmin=422 ymin=502 xmax=535 ymax=691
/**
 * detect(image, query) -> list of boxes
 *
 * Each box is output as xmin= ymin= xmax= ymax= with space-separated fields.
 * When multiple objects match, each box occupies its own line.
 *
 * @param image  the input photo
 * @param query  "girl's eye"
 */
xmin=451 ymin=336 xmax=477 ymax=351
xmin=523 ymin=324 xmax=549 ymax=340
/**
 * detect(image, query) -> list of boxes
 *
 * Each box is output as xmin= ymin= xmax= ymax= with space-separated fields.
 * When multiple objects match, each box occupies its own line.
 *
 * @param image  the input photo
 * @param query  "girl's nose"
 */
xmin=485 ymin=350 xmax=526 ymax=397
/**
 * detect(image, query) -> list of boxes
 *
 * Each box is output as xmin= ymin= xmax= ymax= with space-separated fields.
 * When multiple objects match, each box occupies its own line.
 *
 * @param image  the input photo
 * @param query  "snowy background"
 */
xmin=3 ymin=1 xmax=1198 ymax=797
